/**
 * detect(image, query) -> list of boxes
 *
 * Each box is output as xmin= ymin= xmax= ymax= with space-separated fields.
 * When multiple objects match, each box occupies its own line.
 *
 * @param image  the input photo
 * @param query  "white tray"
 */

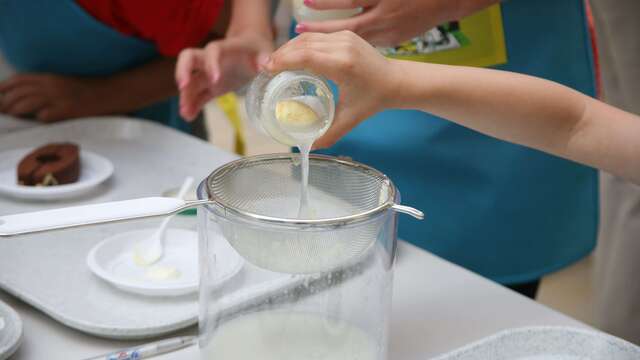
xmin=0 ymin=118 xmax=300 ymax=339
xmin=0 ymin=299 xmax=22 ymax=360
xmin=432 ymin=326 xmax=640 ymax=359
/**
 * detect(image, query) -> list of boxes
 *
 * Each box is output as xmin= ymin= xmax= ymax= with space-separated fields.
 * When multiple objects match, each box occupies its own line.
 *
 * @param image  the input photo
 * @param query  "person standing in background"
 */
xmin=292 ymin=0 xmax=598 ymax=299
xmin=0 ymin=0 xmax=272 ymax=138
xmin=590 ymin=0 xmax=640 ymax=345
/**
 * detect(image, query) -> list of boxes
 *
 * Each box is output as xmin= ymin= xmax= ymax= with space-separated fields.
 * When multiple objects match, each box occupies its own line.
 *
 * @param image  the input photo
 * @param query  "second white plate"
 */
xmin=87 ymin=228 xmax=243 ymax=297
xmin=0 ymin=147 xmax=114 ymax=201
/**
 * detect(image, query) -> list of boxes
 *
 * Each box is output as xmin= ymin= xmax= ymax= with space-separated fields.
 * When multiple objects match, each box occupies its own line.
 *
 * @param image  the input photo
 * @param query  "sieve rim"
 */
xmin=203 ymin=153 xmax=397 ymax=227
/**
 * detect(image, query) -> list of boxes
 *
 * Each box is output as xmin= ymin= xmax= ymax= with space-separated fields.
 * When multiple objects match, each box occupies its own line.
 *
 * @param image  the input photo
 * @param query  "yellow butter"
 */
xmin=275 ymin=100 xmax=319 ymax=127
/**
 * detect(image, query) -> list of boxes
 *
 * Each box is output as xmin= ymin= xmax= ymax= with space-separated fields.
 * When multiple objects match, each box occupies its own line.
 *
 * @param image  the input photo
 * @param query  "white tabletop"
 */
xmin=2 ymin=240 xmax=585 ymax=360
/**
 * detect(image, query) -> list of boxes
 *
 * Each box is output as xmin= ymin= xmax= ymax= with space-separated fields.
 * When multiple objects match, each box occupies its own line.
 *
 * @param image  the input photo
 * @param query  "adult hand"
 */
xmin=0 ymin=74 xmax=100 ymax=122
xmin=175 ymin=34 xmax=273 ymax=121
xmin=297 ymin=0 xmax=498 ymax=46
xmin=265 ymin=31 xmax=403 ymax=148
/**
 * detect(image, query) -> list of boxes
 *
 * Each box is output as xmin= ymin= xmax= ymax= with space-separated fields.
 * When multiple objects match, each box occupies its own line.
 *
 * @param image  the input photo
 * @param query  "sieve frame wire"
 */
xmin=203 ymin=153 xmax=398 ymax=228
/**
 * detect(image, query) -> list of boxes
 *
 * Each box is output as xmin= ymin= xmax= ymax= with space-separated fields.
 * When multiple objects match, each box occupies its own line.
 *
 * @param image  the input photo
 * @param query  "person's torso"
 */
xmin=0 ymin=0 xmax=189 ymax=132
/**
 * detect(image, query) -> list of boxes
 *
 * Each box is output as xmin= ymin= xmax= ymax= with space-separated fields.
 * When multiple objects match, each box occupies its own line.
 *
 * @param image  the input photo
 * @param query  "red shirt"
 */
xmin=76 ymin=0 xmax=224 ymax=56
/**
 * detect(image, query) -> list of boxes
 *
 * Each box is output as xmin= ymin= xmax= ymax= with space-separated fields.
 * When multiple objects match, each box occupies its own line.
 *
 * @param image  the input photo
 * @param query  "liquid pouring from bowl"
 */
xmin=246 ymin=70 xmax=335 ymax=219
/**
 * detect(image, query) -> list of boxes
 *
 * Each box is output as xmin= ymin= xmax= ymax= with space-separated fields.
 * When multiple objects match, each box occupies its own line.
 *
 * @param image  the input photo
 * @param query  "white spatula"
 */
xmin=0 ymin=196 xmax=212 ymax=237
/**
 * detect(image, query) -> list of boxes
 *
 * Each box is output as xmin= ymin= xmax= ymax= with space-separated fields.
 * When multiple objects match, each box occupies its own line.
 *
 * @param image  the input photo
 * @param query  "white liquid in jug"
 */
xmin=201 ymin=311 xmax=379 ymax=360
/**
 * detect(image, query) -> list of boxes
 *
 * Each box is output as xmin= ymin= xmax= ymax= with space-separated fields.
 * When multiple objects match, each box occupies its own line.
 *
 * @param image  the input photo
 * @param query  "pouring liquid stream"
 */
xmin=275 ymin=96 xmax=327 ymax=219
xmin=297 ymin=141 xmax=313 ymax=218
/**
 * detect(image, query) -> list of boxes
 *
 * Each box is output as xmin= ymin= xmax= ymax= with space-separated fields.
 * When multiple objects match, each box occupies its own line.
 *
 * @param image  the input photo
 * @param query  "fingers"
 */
xmin=0 ymin=74 xmax=43 ymax=93
xmin=0 ymin=85 xmax=40 ymax=113
xmin=267 ymin=32 xmax=363 ymax=80
xmin=203 ymin=44 xmax=222 ymax=83
xmin=36 ymin=105 xmax=67 ymax=123
xmin=268 ymin=48 xmax=342 ymax=80
xmin=303 ymin=0 xmax=379 ymax=10
xmin=255 ymin=52 xmax=272 ymax=72
xmin=175 ymin=48 xmax=205 ymax=90
xmin=296 ymin=8 xmax=376 ymax=34
xmin=268 ymin=33 xmax=338 ymax=71
xmin=180 ymin=88 xmax=212 ymax=121
xmin=4 ymin=96 xmax=48 ymax=117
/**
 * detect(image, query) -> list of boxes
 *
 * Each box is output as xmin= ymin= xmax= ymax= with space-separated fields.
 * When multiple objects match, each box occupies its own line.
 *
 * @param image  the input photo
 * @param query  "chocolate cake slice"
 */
xmin=17 ymin=143 xmax=80 ymax=186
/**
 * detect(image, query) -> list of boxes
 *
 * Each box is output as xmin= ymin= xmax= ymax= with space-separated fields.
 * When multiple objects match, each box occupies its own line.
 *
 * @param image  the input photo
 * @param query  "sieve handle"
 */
xmin=0 ymin=197 xmax=212 ymax=237
xmin=392 ymin=204 xmax=424 ymax=220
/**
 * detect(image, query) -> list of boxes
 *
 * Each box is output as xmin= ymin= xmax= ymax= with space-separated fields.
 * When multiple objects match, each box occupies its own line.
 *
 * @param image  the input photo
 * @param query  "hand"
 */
xmin=265 ymin=31 xmax=402 ymax=148
xmin=0 ymin=74 xmax=100 ymax=122
xmin=297 ymin=0 xmax=495 ymax=46
xmin=176 ymin=34 xmax=273 ymax=121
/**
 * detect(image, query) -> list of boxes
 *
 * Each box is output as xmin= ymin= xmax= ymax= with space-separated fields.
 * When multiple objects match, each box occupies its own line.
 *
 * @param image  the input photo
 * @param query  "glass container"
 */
xmin=197 ymin=154 xmax=423 ymax=360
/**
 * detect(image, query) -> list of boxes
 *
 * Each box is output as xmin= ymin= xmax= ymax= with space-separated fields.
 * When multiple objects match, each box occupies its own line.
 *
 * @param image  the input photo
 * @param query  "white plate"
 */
xmin=0 ymin=300 xmax=22 ymax=360
xmin=0 ymin=147 xmax=114 ymax=200
xmin=87 ymin=228 xmax=243 ymax=297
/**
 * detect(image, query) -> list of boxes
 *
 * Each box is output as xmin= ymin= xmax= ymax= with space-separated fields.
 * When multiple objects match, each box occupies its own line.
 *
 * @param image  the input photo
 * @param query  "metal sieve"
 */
xmin=199 ymin=154 xmax=423 ymax=274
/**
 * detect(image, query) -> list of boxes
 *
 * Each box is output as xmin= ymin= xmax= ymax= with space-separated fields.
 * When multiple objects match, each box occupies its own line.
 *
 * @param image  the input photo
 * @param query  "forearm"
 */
xmin=227 ymin=0 xmax=273 ymax=39
xmin=92 ymin=57 xmax=177 ymax=115
xmin=390 ymin=60 xmax=640 ymax=181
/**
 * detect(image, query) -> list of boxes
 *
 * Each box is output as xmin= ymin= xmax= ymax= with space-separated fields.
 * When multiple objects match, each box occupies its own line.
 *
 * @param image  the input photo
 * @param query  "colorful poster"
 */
xmin=380 ymin=5 xmax=507 ymax=68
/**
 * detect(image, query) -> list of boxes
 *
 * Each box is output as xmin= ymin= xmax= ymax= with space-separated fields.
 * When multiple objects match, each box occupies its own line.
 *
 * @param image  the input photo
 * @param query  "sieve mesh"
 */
xmin=206 ymin=154 xmax=394 ymax=223
xmin=203 ymin=154 xmax=398 ymax=274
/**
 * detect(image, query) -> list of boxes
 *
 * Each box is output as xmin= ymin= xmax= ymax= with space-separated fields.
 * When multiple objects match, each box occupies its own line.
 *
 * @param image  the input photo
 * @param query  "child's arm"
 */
xmin=266 ymin=31 xmax=640 ymax=183
xmin=176 ymin=0 xmax=274 ymax=121
xmin=0 ymin=57 xmax=177 ymax=122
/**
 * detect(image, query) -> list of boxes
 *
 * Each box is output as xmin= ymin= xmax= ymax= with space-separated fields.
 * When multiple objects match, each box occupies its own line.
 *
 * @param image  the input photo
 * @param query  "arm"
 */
xmin=92 ymin=57 xmax=177 ymax=114
xmin=298 ymin=0 xmax=500 ymax=46
xmin=226 ymin=0 xmax=272 ymax=38
xmin=175 ymin=0 xmax=274 ymax=120
xmin=266 ymin=31 xmax=640 ymax=183
xmin=395 ymin=60 xmax=640 ymax=183
xmin=0 ymin=57 xmax=177 ymax=122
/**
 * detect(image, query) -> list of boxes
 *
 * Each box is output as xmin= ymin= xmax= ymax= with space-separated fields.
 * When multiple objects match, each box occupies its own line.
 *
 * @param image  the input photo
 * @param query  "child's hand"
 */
xmin=176 ymin=34 xmax=273 ymax=121
xmin=296 ymin=0 xmax=463 ymax=47
xmin=265 ymin=31 xmax=401 ymax=148
xmin=0 ymin=74 xmax=100 ymax=122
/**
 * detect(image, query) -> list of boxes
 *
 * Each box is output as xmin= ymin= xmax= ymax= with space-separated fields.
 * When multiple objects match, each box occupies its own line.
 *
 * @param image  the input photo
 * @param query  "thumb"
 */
xmin=255 ymin=52 xmax=272 ymax=72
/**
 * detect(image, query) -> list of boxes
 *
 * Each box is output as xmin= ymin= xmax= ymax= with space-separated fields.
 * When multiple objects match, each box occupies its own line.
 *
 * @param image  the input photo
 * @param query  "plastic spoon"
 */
xmin=133 ymin=177 xmax=194 ymax=266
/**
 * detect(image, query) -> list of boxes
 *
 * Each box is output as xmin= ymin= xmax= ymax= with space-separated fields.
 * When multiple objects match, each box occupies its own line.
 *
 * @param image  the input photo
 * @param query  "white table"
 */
xmin=2 ymin=241 xmax=584 ymax=360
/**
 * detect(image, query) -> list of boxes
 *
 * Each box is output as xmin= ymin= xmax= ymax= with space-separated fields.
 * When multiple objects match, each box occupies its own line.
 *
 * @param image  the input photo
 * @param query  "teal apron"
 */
xmin=306 ymin=0 xmax=598 ymax=284
xmin=0 ymin=0 xmax=190 ymax=133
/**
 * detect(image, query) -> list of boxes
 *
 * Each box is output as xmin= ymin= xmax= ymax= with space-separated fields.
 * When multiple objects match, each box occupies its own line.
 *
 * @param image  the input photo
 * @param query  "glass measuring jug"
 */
xmin=197 ymin=154 xmax=423 ymax=360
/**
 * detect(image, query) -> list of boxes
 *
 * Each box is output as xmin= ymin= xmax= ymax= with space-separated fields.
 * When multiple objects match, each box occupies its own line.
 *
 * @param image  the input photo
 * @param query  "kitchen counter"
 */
xmin=2 ymin=241 xmax=584 ymax=359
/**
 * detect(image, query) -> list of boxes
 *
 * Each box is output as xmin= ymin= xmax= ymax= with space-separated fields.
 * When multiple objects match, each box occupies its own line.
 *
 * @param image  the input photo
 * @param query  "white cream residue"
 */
xmin=145 ymin=265 xmax=181 ymax=281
